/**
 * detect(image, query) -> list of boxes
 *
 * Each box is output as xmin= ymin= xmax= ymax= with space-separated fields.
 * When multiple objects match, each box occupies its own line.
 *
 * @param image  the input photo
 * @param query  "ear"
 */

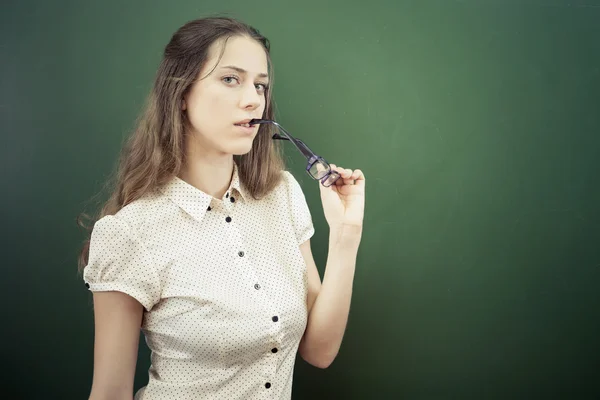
xmin=182 ymin=99 xmax=187 ymax=111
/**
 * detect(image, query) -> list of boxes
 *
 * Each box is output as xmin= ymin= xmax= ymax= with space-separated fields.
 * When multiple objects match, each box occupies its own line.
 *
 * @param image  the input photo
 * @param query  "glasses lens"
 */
xmin=309 ymin=159 xmax=330 ymax=179
xmin=321 ymin=171 xmax=341 ymax=187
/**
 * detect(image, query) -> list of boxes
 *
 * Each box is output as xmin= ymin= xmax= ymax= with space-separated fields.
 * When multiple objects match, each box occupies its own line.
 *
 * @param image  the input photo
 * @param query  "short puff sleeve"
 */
xmin=283 ymin=171 xmax=315 ymax=245
xmin=83 ymin=215 xmax=161 ymax=311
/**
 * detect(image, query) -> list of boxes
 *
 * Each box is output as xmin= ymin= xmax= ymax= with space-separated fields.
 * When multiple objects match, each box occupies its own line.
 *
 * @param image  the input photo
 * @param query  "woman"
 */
xmin=79 ymin=16 xmax=365 ymax=400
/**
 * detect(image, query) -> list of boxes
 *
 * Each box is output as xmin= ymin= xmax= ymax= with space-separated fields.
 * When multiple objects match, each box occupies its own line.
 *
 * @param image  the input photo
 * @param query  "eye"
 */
xmin=255 ymin=83 xmax=269 ymax=93
xmin=222 ymin=76 xmax=240 ymax=85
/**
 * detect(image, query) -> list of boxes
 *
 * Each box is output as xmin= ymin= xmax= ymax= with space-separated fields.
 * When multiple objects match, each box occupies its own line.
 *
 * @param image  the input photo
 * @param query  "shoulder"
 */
xmin=258 ymin=170 xmax=310 ymax=208
xmin=270 ymin=170 xmax=313 ymax=216
xmin=275 ymin=170 xmax=306 ymax=197
xmin=275 ymin=170 xmax=315 ymax=242
xmin=93 ymin=190 xmax=170 ymax=238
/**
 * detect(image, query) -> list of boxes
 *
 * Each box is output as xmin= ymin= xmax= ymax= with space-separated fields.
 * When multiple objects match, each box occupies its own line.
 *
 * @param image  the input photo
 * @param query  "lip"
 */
xmin=234 ymin=118 xmax=256 ymax=126
xmin=234 ymin=120 xmax=259 ymax=135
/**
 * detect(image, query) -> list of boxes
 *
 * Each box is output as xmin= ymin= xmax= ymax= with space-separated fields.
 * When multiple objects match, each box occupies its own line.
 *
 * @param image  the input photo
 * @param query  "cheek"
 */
xmin=187 ymin=103 xmax=208 ymax=127
xmin=186 ymin=83 xmax=229 ymax=116
xmin=259 ymin=98 xmax=267 ymax=115
xmin=188 ymin=95 xmax=221 ymax=124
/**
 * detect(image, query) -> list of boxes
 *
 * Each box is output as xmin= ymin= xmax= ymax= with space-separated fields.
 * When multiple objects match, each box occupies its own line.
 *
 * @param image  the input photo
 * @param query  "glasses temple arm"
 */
xmin=266 ymin=122 xmax=315 ymax=160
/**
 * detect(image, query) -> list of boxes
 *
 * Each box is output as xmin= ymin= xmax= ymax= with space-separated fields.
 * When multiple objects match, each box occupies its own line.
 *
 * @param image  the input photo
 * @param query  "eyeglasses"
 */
xmin=250 ymin=119 xmax=341 ymax=187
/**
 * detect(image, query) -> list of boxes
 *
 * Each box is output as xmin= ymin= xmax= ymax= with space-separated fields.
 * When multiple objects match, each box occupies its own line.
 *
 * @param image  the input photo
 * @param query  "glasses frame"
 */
xmin=250 ymin=119 xmax=341 ymax=187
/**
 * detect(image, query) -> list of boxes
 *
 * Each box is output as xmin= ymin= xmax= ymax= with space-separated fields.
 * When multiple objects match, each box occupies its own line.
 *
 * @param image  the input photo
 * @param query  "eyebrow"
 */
xmin=221 ymin=65 xmax=269 ymax=79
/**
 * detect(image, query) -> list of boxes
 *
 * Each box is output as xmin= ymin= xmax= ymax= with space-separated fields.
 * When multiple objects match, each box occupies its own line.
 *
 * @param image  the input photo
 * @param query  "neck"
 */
xmin=179 ymin=143 xmax=235 ymax=199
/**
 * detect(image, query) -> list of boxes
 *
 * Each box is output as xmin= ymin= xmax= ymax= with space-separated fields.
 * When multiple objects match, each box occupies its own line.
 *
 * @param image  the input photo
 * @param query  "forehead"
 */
xmin=205 ymin=35 xmax=268 ymax=77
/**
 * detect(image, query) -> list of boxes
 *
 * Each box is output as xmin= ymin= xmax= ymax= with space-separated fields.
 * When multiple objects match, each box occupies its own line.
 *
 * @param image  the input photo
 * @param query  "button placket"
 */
xmin=224 ymin=203 xmax=260 ymax=292
xmin=237 ymin=248 xmax=257 ymax=287
xmin=260 ymin=338 xmax=280 ymax=375
xmin=224 ymin=197 xmax=265 ymax=295
xmin=223 ymin=188 xmax=241 ymax=224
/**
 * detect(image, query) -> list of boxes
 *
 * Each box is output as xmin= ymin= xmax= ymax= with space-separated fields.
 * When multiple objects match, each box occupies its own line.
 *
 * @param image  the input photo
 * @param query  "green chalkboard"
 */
xmin=2 ymin=0 xmax=599 ymax=398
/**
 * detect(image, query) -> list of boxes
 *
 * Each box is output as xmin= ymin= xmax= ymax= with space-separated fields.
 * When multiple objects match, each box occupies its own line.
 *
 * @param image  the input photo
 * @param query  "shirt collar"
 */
xmin=229 ymin=162 xmax=249 ymax=202
xmin=160 ymin=163 xmax=248 ymax=222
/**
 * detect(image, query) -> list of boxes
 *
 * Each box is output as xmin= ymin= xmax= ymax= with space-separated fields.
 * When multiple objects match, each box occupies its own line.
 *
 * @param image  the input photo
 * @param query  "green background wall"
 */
xmin=2 ymin=0 xmax=599 ymax=398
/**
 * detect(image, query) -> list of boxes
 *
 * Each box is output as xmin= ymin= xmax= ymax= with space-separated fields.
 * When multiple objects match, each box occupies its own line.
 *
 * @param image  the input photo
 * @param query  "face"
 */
xmin=183 ymin=35 xmax=269 ymax=157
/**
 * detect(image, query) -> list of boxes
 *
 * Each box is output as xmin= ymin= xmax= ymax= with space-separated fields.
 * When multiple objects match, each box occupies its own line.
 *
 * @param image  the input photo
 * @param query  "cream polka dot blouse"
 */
xmin=83 ymin=164 xmax=315 ymax=399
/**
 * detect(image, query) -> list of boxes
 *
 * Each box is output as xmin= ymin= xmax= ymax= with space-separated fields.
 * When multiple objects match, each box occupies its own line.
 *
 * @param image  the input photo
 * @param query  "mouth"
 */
xmin=234 ymin=119 xmax=256 ymax=128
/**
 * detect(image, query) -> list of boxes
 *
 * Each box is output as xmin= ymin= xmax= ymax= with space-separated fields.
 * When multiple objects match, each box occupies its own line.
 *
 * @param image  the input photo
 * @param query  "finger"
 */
xmin=331 ymin=165 xmax=343 ymax=176
xmin=342 ymin=169 xmax=357 ymax=184
xmin=353 ymin=169 xmax=365 ymax=187
xmin=352 ymin=169 xmax=365 ymax=180
xmin=331 ymin=165 xmax=345 ymax=177
xmin=338 ymin=167 xmax=352 ymax=179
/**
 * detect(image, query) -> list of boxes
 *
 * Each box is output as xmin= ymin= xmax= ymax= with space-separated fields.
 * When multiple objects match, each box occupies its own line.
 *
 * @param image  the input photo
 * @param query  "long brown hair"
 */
xmin=77 ymin=17 xmax=284 ymax=271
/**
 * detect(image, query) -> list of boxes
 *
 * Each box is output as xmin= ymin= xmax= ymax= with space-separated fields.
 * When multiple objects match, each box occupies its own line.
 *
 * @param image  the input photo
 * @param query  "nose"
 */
xmin=239 ymin=82 xmax=262 ymax=110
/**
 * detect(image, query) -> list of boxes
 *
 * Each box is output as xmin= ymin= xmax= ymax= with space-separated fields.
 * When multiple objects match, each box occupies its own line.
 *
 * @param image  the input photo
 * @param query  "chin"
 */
xmin=220 ymin=134 xmax=257 ymax=156
xmin=228 ymin=144 xmax=254 ymax=156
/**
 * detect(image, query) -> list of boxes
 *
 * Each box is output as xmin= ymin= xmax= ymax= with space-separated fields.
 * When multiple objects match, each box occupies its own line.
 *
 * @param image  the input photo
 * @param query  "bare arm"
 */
xmin=298 ymin=226 xmax=361 ymax=368
xmin=88 ymin=291 xmax=143 ymax=400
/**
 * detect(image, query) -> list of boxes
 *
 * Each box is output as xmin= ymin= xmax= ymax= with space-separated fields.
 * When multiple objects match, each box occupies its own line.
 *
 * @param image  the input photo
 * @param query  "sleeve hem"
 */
xmin=298 ymin=225 xmax=315 ymax=245
xmin=85 ymin=282 xmax=156 ymax=312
